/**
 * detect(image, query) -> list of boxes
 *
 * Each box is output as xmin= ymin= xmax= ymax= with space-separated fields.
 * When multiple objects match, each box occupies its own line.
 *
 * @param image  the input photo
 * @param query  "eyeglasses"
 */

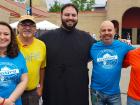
xmin=19 ymin=23 xmax=36 ymax=28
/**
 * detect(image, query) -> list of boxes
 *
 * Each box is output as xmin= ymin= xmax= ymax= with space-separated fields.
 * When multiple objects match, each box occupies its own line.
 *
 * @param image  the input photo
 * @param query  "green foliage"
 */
xmin=49 ymin=1 xmax=62 ymax=12
xmin=48 ymin=0 xmax=95 ymax=12
xmin=71 ymin=0 xmax=95 ymax=11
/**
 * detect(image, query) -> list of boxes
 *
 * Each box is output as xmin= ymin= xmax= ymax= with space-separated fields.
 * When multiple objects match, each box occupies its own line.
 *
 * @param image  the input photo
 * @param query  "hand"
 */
xmin=4 ymin=98 xmax=15 ymax=105
xmin=36 ymin=86 xmax=43 ymax=97
xmin=119 ymin=39 xmax=131 ymax=45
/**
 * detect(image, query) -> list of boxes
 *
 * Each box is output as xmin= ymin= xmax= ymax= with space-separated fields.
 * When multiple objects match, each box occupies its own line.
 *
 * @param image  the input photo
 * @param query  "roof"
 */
xmin=0 ymin=0 xmax=48 ymax=18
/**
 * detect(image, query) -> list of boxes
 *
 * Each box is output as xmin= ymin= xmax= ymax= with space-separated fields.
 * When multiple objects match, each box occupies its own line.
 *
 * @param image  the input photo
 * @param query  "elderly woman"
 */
xmin=0 ymin=21 xmax=28 ymax=105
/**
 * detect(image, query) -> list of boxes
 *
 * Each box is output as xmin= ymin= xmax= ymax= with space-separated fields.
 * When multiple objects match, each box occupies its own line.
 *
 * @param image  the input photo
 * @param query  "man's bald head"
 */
xmin=99 ymin=20 xmax=115 ymax=45
xmin=100 ymin=21 xmax=115 ymax=31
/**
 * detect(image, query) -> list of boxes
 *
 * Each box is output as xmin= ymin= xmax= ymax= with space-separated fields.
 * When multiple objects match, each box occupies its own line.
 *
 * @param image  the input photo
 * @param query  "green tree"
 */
xmin=71 ymin=0 xmax=95 ymax=11
xmin=49 ymin=1 xmax=62 ymax=12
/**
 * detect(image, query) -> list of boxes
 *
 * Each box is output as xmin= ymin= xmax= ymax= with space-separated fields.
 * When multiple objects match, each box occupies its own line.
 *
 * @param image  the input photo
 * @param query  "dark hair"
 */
xmin=61 ymin=3 xmax=78 ymax=14
xmin=0 ymin=21 xmax=19 ymax=58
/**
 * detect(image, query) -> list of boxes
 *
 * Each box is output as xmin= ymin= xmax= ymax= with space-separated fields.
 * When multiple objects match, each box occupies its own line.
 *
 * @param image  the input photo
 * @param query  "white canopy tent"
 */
xmin=10 ymin=21 xmax=19 ymax=29
xmin=36 ymin=20 xmax=59 ymax=30
xmin=10 ymin=20 xmax=59 ymax=30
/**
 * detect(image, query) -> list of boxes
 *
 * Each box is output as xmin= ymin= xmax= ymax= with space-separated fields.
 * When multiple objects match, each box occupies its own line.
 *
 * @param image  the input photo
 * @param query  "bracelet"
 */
xmin=0 ymin=98 xmax=5 ymax=105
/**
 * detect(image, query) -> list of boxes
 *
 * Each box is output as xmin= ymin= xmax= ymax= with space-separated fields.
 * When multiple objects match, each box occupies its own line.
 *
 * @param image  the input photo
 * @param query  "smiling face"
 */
xmin=0 ymin=25 xmax=11 ymax=50
xmin=61 ymin=6 xmax=78 ymax=30
xmin=100 ymin=21 xmax=115 ymax=45
xmin=18 ymin=20 xmax=36 ymax=38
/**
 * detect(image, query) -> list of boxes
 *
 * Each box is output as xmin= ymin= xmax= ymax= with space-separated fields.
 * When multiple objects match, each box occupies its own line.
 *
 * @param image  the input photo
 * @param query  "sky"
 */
xmin=46 ymin=0 xmax=71 ymax=9
xmin=46 ymin=0 xmax=106 ymax=9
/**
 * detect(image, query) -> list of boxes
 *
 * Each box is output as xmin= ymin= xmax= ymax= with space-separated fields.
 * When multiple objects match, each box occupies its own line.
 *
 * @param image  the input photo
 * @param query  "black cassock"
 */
xmin=40 ymin=27 xmax=96 ymax=105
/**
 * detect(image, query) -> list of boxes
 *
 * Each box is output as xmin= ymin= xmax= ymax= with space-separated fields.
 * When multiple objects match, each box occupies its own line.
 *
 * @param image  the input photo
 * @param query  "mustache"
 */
xmin=65 ymin=19 xmax=76 ymax=22
xmin=23 ymin=30 xmax=32 ymax=32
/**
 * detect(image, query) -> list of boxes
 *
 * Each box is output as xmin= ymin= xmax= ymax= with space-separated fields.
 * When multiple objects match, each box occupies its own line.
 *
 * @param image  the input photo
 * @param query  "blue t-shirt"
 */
xmin=0 ymin=52 xmax=27 ymax=105
xmin=90 ymin=40 xmax=133 ymax=95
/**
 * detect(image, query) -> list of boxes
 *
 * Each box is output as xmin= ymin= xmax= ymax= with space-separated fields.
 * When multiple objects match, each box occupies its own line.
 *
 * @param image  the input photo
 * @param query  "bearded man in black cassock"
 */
xmin=40 ymin=3 xmax=96 ymax=105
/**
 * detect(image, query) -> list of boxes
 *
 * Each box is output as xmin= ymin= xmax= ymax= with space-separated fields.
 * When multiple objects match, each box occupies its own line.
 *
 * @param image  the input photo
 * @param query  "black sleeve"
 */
xmin=83 ymin=31 xmax=97 ymax=62
xmin=38 ymin=31 xmax=48 ymax=43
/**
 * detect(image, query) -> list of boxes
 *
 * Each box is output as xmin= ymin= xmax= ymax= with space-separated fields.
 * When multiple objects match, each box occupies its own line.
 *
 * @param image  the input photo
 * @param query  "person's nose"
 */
xmin=105 ymin=30 xmax=109 ymax=35
xmin=68 ymin=15 xmax=74 ymax=19
xmin=0 ymin=34 xmax=5 ymax=40
xmin=25 ymin=25 xmax=31 ymax=30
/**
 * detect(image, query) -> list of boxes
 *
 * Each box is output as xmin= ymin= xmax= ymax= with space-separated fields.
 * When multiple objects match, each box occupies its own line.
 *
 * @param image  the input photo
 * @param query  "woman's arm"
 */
xmin=5 ymin=73 xmax=28 ymax=104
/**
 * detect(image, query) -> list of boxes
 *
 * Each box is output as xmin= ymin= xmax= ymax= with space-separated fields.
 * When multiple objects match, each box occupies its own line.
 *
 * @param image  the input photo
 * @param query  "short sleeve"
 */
xmin=123 ymin=51 xmax=131 ymax=68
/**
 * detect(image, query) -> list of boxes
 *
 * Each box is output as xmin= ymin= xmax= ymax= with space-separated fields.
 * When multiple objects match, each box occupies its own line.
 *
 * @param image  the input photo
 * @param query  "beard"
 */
xmin=61 ymin=19 xmax=78 ymax=30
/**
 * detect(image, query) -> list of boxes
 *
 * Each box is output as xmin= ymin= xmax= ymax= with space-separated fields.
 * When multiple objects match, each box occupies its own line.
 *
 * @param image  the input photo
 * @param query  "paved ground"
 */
xmin=120 ymin=67 xmax=131 ymax=105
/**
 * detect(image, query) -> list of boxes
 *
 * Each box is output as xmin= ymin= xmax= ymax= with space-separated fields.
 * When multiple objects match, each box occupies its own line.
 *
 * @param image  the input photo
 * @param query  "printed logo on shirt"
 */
xmin=97 ymin=49 xmax=118 ymax=69
xmin=24 ymin=52 xmax=40 ymax=62
xmin=0 ymin=62 xmax=19 ymax=87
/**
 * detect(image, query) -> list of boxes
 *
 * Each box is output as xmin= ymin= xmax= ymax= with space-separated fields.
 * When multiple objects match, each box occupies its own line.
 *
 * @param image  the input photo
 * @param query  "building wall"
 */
xmin=1 ymin=0 xmax=140 ymax=41
xmin=0 ymin=9 xmax=10 ymax=22
xmin=46 ymin=12 xmax=106 ymax=39
xmin=78 ymin=12 xmax=106 ymax=38
xmin=46 ymin=0 xmax=140 ymax=41
xmin=107 ymin=0 xmax=140 ymax=42
xmin=26 ymin=0 xmax=47 ymax=11
xmin=0 ymin=0 xmax=25 ymax=16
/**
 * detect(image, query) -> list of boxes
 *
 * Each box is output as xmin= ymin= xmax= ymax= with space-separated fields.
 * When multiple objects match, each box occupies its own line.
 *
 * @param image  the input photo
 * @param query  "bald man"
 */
xmin=90 ymin=21 xmax=133 ymax=105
